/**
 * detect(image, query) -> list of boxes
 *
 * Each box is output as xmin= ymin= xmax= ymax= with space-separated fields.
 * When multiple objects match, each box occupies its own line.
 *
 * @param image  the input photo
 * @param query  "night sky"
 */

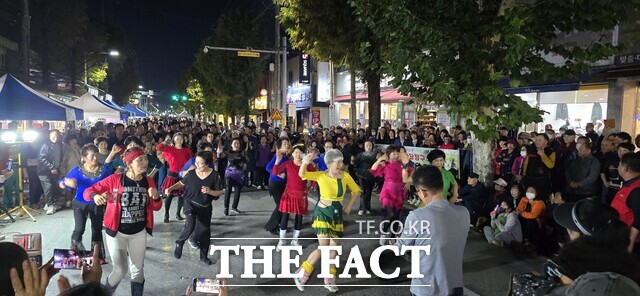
xmin=87 ymin=0 xmax=276 ymax=103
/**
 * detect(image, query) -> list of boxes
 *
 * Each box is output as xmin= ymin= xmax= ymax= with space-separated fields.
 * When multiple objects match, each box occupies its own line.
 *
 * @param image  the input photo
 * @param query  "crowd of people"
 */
xmin=1 ymin=117 xmax=640 ymax=295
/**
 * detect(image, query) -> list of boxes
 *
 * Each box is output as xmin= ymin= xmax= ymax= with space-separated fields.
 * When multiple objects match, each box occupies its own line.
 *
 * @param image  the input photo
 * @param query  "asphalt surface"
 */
xmin=1 ymin=187 xmax=544 ymax=296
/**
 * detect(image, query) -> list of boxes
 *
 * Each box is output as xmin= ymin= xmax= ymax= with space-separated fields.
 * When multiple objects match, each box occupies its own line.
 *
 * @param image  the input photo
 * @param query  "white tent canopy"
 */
xmin=68 ymin=93 xmax=127 ymax=120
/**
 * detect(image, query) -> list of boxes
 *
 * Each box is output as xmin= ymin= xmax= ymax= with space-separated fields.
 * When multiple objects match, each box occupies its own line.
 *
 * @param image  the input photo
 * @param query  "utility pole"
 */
xmin=20 ymin=0 xmax=30 ymax=77
xmin=282 ymin=36 xmax=288 ymax=128
xmin=274 ymin=4 xmax=281 ymax=127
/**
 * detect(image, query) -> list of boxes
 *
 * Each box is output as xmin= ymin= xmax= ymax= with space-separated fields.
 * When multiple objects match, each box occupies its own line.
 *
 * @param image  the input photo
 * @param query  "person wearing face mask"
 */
xmin=511 ymin=145 xmax=529 ymax=184
xmin=483 ymin=200 xmax=522 ymax=247
xmin=515 ymin=186 xmax=546 ymax=252
xmin=456 ymin=173 xmax=486 ymax=226
xmin=438 ymin=134 xmax=455 ymax=149
xmin=565 ymin=142 xmax=600 ymax=202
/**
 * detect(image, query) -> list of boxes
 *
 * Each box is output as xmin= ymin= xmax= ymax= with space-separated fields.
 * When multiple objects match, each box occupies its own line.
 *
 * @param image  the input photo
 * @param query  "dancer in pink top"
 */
xmin=370 ymin=145 xmax=405 ymax=245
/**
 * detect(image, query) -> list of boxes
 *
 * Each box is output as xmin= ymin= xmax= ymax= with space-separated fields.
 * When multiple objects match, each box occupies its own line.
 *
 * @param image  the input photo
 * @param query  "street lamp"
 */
xmin=138 ymin=85 xmax=144 ymax=89
xmin=84 ymin=50 xmax=120 ymax=85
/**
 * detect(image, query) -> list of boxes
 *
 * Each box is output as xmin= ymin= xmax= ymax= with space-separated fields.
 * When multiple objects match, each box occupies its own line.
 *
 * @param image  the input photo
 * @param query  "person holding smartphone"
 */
xmin=83 ymin=147 xmax=162 ymax=296
xmin=165 ymin=151 xmax=224 ymax=265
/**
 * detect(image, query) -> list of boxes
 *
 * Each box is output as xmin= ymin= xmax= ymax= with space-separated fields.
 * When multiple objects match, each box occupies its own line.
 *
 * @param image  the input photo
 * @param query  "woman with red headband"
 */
xmin=84 ymin=147 xmax=162 ymax=296
xmin=156 ymin=132 xmax=193 ymax=223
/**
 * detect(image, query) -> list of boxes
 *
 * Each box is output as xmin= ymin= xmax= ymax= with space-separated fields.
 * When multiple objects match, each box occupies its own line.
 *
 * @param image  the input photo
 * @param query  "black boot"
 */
xmin=176 ymin=212 xmax=184 ymax=221
xmin=131 ymin=281 xmax=144 ymax=296
xmin=174 ymin=242 xmax=183 ymax=259
xmin=164 ymin=212 xmax=169 ymax=223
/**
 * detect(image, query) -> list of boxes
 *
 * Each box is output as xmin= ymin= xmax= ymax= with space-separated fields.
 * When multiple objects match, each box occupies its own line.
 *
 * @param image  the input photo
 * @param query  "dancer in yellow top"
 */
xmin=295 ymin=149 xmax=361 ymax=293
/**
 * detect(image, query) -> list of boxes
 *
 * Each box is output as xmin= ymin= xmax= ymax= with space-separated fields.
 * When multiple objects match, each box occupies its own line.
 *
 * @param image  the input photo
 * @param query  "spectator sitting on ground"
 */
xmin=515 ymin=186 xmax=546 ymax=252
xmin=457 ymin=172 xmax=485 ymax=225
xmin=484 ymin=199 xmax=522 ymax=247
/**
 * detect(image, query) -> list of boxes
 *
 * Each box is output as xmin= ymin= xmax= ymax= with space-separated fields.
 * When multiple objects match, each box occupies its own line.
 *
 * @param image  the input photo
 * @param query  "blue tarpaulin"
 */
xmin=0 ymin=74 xmax=83 ymax=121
xmin=124 ymin=104 xmax=147 ymax=117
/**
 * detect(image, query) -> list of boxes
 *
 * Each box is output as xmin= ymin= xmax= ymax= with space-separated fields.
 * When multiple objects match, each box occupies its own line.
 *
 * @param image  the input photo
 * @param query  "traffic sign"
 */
xmin=270 ymin=109 xmax=283 ymax=120
xmin=238 ymin=51 xmax=260 ymax=58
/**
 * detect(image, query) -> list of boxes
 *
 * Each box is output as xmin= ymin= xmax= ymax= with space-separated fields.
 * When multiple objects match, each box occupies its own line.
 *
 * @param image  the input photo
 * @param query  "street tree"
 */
xmin=194 ymin=9 xmax=267 ymax=126
xmin=349 ymin=0 xmax=638 ymax=180
xmin=276 ymin=0 xmax=386 ymax=129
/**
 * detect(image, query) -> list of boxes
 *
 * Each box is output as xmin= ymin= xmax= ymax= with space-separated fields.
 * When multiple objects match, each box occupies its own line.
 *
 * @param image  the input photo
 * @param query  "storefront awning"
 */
xmin=334 ymin=89 xmax=413 ymax=102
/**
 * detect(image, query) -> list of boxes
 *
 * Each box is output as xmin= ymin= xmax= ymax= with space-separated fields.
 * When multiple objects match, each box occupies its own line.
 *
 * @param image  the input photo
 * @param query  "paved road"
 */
xmin=1 ymin=188 xmax=544 ymax=295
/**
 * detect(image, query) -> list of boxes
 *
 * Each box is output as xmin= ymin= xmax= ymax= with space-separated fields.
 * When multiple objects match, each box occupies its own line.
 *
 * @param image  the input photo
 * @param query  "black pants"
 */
xmin=255 ymin=167 xmax=268 ymax=187
xmin=71 ymin=199 xmax=103 ymax=243
xmin=520 ymin=216 xmax=542 ymax=245
xmin=358 ymin=177 xmax=374 ymax=212
xmin=224 ymin=178 xmax=243 ymax=210
xmin=264 ymin=179 xmax=286 ymax=231
xmin=176 ymin=204 xmax=212 ymax=260
xmin=280 ymin=213 xmax=303 ymax=231
xmin=382 ymin=206 xmax=401 ymax=234
xmin=38 ymin=173 xmax=58 ymax=205
xmin=164 ymin=194 xmax=184 ymax=217
xmin=27 ymin=167 xmax=43 ymax=205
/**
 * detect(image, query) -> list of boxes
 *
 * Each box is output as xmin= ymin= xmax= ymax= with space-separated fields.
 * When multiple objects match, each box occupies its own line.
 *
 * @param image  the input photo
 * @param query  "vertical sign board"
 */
xmin=288 ymin=104 xmax=297 ymax=128
xmin=311 ymin=107 xmax=321 ymax=125
xmin=316 ymin=62 xmax=331 ymax=103
xmin=299 ymin=54 xmax=310 ymax=84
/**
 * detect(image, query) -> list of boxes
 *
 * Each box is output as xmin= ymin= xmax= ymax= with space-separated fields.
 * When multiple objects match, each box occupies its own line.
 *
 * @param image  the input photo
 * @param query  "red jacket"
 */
xmin=84 ymin=173 xmax=162 ymax=237
xmin=155 ymin=143 xmax=193 ymax=173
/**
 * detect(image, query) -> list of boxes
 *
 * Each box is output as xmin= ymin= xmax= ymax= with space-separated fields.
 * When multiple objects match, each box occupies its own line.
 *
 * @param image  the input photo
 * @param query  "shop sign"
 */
xmin=299 ymin=54 xmax=310 ymax=84
xmin=288 ymin=104 xmax=297 ymax=117
xmin=287 ymin=85 xmax=312 ymax=108
xmin=317 ymin=62 xmax=331 ymax=103
xmin=311 ymin=108 xmax=321 ymax=125
xmin=437 ymin=111 xmax=450 ymax=127
xmin=615 ymin=53 xmax=640 ymax=66
xmin=375 ymin=144 xmax=460 ymax=177
xmin=253 ymin=96 xmax=267 ymax=110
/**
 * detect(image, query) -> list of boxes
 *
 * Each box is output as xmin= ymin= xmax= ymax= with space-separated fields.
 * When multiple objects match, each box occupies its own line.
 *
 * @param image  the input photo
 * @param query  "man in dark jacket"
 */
xmin=457 ymin=172 xmax=486 ymax=224
xmin=38 ymin=129 xmax=63 ymax=215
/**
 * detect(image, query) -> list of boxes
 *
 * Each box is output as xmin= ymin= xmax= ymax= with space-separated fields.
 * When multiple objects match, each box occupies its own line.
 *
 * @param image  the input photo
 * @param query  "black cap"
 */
xmin=564 ymin=129 xmax=576 ymax=136
xmin=468 ymin=172 xmax=479 ymax=179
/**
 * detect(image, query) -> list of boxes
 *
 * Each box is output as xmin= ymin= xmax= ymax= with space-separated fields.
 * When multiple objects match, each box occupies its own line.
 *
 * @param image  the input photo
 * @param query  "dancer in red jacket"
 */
xmin=156 ymin=132 xmax=193 ymax=222
xmin=272 ymin=144 xmax=316 ymax=249
xmin=84 ymin=147 xmax=162 ymax=296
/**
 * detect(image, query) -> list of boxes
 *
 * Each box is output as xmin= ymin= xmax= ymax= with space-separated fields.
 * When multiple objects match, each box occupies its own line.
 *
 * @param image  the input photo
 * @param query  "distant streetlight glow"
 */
xmin=138 ymin=85 xmax=144 ymax=89
xmin=109 ymin=50 xmax=120 ymax=56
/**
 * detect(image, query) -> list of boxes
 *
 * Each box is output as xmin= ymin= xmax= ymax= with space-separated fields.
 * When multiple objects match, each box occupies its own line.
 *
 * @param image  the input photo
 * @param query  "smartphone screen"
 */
xmin=53 ymin=249 xmax=99 ymax=270
xmin=192 ymin=278 xmax=220 ymax=295
xmin=6 ymin=159 xmax=13 ymax=171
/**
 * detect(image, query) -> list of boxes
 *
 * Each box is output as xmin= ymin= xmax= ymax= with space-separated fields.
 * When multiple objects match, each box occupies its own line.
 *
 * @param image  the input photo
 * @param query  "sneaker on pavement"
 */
xmin=324 ymin=278 xmax=339 ymax=293
xmin=290 ymin=239 xmax=300 ymax=247
xmin=358 ymin=210 xmax=364 ymax=216
xmin=365 ymin=210 xmax=371 ymax=215
xmin=46 ymin=206 xmax=55 ymax=215
xmin=230 ymin=209 xmax=241 ymax=215
xmin=293 ymin=268 xmax=309 ymax=292
xmin=188 ymin=240 xmax=199 ymax=249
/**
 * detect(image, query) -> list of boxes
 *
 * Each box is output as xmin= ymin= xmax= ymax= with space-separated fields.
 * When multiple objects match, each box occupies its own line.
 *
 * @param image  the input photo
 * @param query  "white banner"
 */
xmin=375 ymin=144 xmax=461 ymax=177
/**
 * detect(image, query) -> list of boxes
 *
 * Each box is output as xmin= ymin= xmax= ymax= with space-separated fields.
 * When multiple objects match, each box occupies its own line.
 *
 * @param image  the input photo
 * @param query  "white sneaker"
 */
xmin=324 ymin=279 xmax=339 ymax=293
xmin=65 ymin=200 xmax=71 ymax=208
xmin=188 ymin=240 xmax=199 ymax=249
xmin=290 ymin=239 xmax=299 ymax=247
xmin=46 ymin=206 xmax=56 ymax=215
xmin=276 ymin=240 xmax=285 ymax=252
xmin=358 ymin=210 xmax=364 ymax=216
xmin=379 ymin=234 xmax=386 ymax=246
xmin=365 ymin=210 xmax=371 ymax=215
xmin=229 ymin=209 xmax=240 ymax=215
xmin=294 ymin=276 xmax=305 ymax=291
xmin=43 ymin=204 xmax=49 ymax=211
